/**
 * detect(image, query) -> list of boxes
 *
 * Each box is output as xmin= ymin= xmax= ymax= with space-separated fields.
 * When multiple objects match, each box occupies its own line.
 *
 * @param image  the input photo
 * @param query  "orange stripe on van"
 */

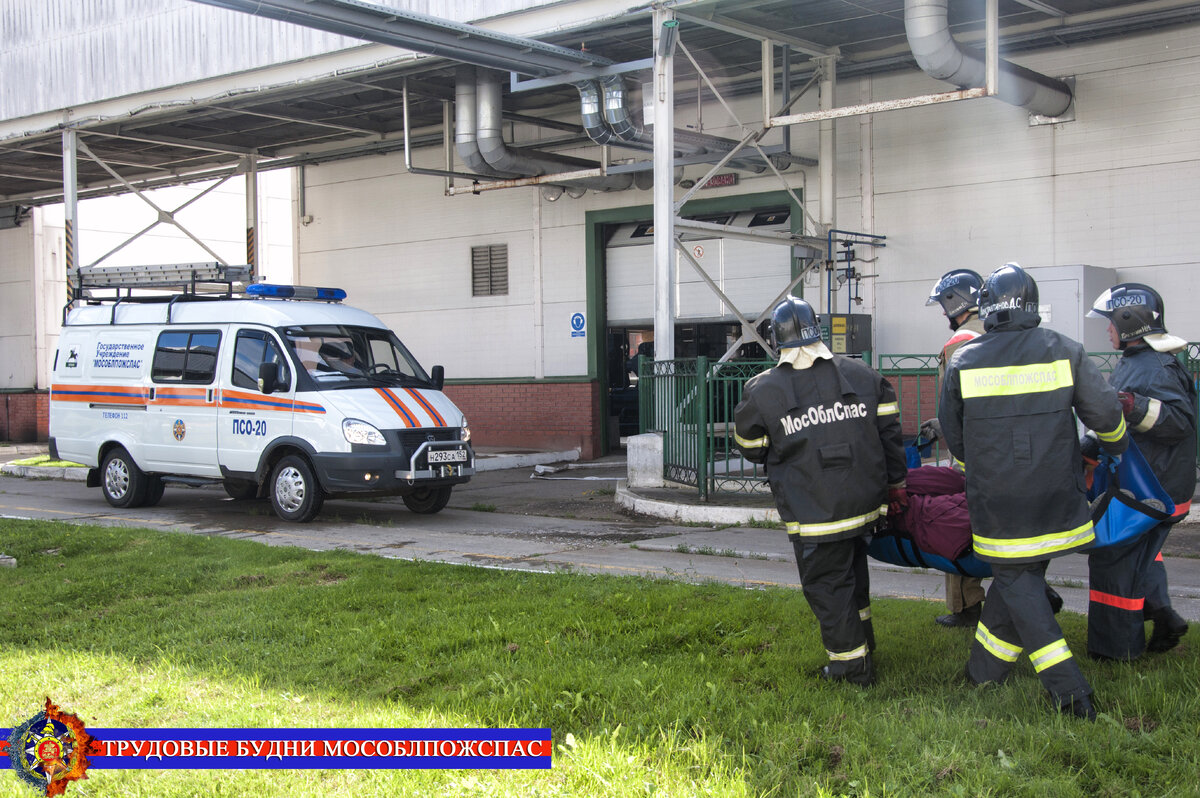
xmin=51 ymin=384 xmax=148 ymax=404
xmin=403 ymin=388 xmax=446 ymax=427
xmin=151 ymin=387 xmax=210 ymax=407
xmin=375 ymin=388 xmax=417 ymax=427
xmin=218 ymin=389 xmax=325 ymax=414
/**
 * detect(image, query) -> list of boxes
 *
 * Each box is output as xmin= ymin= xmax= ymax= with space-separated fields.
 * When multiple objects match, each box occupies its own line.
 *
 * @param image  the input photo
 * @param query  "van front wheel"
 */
xmin=402 ymin=486 xmax=452 ymax=514
xmin=100 ymin=447 xmax=148 ymax=508
xmin=270 ymin=455 xmax=324 ymax=522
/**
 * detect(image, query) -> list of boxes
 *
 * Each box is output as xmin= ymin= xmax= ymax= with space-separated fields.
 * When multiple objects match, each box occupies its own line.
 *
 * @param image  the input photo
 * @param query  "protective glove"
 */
xmin=888 ymin=486 xmax=908 ymax=516
xmin=1117 ymin=391 xmax=1136 ymax=418
xmin=918 ymin=418 xmax=942 ymax=442
xmin=1078 ymin=431 xmax=1101 ymax=460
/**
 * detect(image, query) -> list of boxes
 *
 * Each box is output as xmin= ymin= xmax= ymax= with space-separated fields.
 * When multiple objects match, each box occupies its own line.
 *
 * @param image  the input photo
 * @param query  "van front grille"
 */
xmin=397 ymin=428 xmax=460 ymax=452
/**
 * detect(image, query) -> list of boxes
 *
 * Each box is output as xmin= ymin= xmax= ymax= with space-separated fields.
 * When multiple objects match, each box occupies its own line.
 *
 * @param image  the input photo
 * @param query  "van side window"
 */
xmin=232 ymin=330 xmax=289 ymax=392
xmin=152 ymin=330 xmax=222 ymax=384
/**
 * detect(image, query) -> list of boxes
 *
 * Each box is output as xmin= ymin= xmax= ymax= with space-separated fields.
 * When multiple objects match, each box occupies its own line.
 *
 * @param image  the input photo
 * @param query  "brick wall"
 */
xmin=890 ymin=373 xmax=940 ymax=438
xmin=0 ymin=391 xmax=49 ymax=442
xmin=443 ymin=381 xmax=602 ymax=460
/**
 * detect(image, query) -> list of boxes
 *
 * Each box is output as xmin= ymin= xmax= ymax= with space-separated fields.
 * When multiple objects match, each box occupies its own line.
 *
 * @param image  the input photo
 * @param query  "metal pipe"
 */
xmin=575 ymin=80 xmax=615 ymax=145
xmin=455 ymin=67 xmax=516 ymax=177
xmin=475 ymin=70 xmax=632 ymax=192
xmin=652 ymin=7 xmax=676 ymax=364
xmin=405 ymin=77 xmax=509 ymax=182
xmin=905 ymin=0 xmax=1072 ymax=117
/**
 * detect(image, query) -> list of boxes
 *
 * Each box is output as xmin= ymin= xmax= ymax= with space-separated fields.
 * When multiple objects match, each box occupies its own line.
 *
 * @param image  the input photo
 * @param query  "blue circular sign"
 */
xmin=570 ymin=313 xmax=585 ymax=332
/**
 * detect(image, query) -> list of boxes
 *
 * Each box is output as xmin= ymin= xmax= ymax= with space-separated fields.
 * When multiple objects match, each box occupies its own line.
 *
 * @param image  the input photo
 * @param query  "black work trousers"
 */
xmin=793 ymin=534 xmax=874 ymax=684
xmin=1087 ymin=520 xmax=1177 ymax=660
xmin=968 ymin=561 xmax=1091 ymax=707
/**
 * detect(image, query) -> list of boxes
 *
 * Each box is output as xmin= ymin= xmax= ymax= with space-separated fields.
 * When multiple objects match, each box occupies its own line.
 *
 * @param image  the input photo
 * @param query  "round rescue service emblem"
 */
xmin=172 ymin=419 xmax=186 ymax=441
xmin=7 ymin=698 xmax=95 ymax=795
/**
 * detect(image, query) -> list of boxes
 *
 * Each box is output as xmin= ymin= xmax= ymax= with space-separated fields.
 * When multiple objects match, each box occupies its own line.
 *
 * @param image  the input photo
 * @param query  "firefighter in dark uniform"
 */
xmin=1085 ymin=283 xmax=1195 ymax=659
xmin=734 ymin=297 xmax=907 ymax=687
xmin=939 ymin=264 xmax=1128 ymax=720
xmin=924 ymin=269 xmax=988 ymax=628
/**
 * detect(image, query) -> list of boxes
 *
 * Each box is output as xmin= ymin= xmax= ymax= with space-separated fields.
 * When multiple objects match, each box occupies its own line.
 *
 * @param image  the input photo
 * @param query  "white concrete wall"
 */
xmin=0 ymin=170 xmax=292 ymax=391
xmin=297 ymin=21 xmax=1200 ymax=382
xmin=0 ymin=224 xmax=37 ymax=389
xmin=848 ymin=23 xmax=1200 ymax=355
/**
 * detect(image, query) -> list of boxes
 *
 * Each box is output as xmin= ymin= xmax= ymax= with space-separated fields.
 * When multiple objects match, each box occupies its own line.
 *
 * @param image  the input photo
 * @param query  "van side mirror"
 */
xmin=430 ymin=365 xmax=444 ymax=391
xmin=258 ymin=362 xmax=279 ymax=394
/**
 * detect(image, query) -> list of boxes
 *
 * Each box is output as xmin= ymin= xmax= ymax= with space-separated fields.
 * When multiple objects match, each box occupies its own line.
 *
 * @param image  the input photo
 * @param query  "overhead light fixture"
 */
xmin=658 ymin=20 xmax=678 ymax=58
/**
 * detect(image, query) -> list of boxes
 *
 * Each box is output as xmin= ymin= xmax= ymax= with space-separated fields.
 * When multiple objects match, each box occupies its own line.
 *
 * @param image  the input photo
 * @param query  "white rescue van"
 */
xmin=49 ymin=264 xmax=474 ymax=522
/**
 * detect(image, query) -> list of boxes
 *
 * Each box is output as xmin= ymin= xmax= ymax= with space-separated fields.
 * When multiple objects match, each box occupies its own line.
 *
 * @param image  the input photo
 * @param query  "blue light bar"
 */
xmin=246 ymin=283 xmax=346 ymax=301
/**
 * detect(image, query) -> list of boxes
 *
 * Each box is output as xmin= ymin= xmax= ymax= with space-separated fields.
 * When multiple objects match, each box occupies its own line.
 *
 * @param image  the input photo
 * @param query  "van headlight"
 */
xmin=460 ymin=421 xmax=471 ymax=442
xmin=343 ymin=419 xmax=385 ymax=446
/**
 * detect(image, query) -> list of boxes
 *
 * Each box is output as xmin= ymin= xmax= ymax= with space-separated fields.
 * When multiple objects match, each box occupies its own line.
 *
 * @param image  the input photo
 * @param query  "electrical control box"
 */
xmin=821 ymin=314 xmax=872 ymax=356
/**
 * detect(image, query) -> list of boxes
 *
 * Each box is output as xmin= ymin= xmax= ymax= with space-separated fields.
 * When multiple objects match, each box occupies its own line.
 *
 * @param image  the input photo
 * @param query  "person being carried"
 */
xmin=735 ymin=297 xmax=907 ymax=687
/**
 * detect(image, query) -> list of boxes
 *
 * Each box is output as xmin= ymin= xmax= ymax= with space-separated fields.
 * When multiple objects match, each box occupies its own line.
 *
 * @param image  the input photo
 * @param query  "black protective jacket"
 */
xmin=1109 ymin=343 xmax=1198 ymax=506
xmin=938 ymin=312 xmax=1128 ymax=563
xmin=734 ymin=356 xmax=907 ymax=542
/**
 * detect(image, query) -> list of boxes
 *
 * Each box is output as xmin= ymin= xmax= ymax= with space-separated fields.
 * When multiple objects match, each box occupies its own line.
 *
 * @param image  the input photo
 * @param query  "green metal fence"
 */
xmin=640 ymin=344 xmax=1200 ymax=499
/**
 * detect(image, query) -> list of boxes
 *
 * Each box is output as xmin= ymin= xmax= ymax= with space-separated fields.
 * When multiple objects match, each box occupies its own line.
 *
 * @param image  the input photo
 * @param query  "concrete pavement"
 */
xmin=2 ymin=444 xmax=1199 ymax=622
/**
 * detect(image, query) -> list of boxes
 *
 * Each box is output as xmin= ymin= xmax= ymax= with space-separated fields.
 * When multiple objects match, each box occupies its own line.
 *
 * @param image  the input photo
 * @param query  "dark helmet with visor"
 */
xmin=979 ymin=263 xmax=1039 ymax=326
xmin=926 ymin=269 xmax=983 ymax=319
xmin=770 ymin=297 xmax=822 ymax=349
xmin=1087 ymin=283 xmax=1167 ymax=343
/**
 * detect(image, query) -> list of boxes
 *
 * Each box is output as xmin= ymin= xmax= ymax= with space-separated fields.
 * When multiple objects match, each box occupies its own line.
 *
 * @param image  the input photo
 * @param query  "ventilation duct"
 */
xmin=905 ymin=0 xmax=1072 ymax=118
xmin=575 ymin=80 xmax=615 ymax=146
xmin=455 ymin=67 xmax=518 ymax=178
xmin=598 ymin=76 xmax=772 ymax=173
xmin=474 ymin=69 xmax=634 ymax=192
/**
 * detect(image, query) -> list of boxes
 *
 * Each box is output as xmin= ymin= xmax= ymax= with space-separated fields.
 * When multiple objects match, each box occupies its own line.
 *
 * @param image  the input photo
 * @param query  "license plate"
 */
xmin=427 ymin=449 xmax=467 ymax=463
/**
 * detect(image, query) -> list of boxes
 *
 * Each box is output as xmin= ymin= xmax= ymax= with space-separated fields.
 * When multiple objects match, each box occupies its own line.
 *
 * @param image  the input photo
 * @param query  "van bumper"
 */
xmin=310 ymin=447 xmax=474 ymax=494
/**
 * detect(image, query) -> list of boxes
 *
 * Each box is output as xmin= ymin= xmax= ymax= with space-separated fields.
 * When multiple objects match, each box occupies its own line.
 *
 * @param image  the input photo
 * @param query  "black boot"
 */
xmin=816 ymin=653 xmax=875 ymax=687
xmin=1147 ymin=608 xmax=1189 ymax=653
xmin=1045 ymin=586 xmax=1064 ymax=614
xmin=936 ymin=603 xmax=982 ymax=628
xmin=1059 ymin=694 xmax=1097 ymax=722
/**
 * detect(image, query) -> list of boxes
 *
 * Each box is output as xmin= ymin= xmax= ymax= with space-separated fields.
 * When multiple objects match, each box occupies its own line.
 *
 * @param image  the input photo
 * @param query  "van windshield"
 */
xmin=281 ymin=325 xmax=431 ymax=388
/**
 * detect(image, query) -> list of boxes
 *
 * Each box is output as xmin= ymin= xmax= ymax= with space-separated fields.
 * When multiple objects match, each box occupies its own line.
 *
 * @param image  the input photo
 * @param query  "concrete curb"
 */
xmin=0 ymin=463 xmax=89 ymax=481
xmin=616 ymin=480 xmax=780 ymax=526
xmin=474 ymin=449 xmax=580 ymax=472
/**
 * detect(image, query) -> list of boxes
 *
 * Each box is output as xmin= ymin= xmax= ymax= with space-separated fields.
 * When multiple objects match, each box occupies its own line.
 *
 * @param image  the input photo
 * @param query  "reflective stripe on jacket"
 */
xmin=938 ymin=319 xmax=1128 ymax=564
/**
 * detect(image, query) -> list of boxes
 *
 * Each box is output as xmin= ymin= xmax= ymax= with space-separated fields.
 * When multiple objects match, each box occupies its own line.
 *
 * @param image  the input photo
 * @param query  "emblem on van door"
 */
xmin=65 ymin=347 xmax=79 ymax=369
xmin=173 ymin=419 xmax=186 ymax=441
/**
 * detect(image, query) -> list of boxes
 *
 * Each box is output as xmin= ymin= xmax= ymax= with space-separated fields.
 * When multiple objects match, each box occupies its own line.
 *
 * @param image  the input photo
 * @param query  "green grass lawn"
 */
xmin=3 ymin=455 xmax=84 ymax=467
xmin=0 ymin=519 xmax=1197 ymax=797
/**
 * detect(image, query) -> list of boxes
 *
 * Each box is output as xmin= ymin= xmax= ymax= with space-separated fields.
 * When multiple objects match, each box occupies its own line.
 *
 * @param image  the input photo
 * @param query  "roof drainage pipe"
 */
xmin=905 ymin=0 xmax=1072 ymax=118
xmin=474 ymin=70 xmax=633 ymax=192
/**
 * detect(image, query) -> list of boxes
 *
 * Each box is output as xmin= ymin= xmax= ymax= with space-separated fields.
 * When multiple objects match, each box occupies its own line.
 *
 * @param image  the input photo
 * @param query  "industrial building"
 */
xmin=2 ymin=0 xmax=1198 ymax=457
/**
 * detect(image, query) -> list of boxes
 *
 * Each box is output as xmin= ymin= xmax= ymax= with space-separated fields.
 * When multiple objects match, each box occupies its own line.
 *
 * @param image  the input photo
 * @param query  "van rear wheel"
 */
xmin=100 ymin=447 xmax=148 ymax=508
xmin=270 ymin=455 xmax=324 ymax=522
xmin=142 ymin=476 xmax=166 ymax=507
xmin=402 ymin=486 xmax=452 ymax=514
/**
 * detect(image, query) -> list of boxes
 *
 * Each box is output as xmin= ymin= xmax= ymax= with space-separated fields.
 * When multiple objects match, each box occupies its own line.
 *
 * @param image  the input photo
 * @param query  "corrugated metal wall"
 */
xmin=0 ymin=0 xmax=565 ymax=121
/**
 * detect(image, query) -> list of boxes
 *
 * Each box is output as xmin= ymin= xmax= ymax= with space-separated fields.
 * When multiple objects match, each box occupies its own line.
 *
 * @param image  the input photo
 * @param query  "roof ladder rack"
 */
xmin=70 ymin=261 xmax=252 ymax=294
